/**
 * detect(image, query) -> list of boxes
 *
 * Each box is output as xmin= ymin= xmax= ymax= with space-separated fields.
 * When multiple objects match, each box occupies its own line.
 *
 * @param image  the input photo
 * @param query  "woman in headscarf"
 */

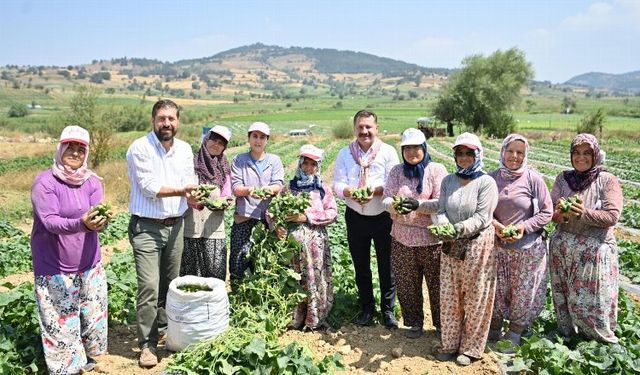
xmin=488 ymin=134 xmax=553 ymax=353
xmin=412 ymin=132 xmax=498 ymax=366
xmin=30 ymin=125 xmax=110 ymax=374
xmin=382 ymin=128 xmax=447 ymax=339
xmin=181 ymin=125 xmax=233 ymax=280
xmin=275 ymin=144 xmax=337 ymax=331
xmin=549 ymin=133 xmax=622 ymax=343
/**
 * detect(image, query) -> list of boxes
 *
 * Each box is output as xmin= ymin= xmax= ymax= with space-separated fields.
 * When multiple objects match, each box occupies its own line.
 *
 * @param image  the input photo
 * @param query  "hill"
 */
xmin=0 ymin=43 xmax=452 ymax=102
xmin=564 ymin=70 xmax=640 ymax=93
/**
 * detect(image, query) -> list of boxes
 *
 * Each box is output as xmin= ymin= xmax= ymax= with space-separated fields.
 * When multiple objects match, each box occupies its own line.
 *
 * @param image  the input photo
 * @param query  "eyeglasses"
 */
xmin=455 ymin=151 xmax=475 ymax=157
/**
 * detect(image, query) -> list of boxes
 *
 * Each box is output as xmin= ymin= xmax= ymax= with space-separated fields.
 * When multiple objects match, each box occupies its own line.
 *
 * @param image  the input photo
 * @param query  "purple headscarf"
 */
xmin=194 ymin=132 xmax=231 ymax=187
xmin=498 ymin=134 xmax=529 ymax=180
xmin=563 ymin=133 xmax=602 ymax=192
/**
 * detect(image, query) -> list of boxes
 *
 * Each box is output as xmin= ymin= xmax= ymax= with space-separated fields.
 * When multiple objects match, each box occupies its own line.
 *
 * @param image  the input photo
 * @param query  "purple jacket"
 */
xmin=30 ymin=170 xmax=103 ymax=276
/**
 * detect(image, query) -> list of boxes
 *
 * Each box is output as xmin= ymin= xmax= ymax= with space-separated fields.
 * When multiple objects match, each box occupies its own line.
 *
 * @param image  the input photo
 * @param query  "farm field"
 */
xmin=2 ymin=94 xmax=640 ymax=374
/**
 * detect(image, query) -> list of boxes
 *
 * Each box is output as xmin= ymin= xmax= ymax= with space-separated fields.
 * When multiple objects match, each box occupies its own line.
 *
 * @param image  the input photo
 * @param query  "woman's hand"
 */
xmin=554 ymin=200 xmax=572 ymax=223
xmin=275 ymin=226 xmax=287 ymax=239
xmin=503 ymin=224 xmax=525 ymax=244
xmin=285 ymin=213 xmax=307 ymax=223
xmin=82 ymin=210 xmax=108 ymax=231
xmin=493 ymin=220 xmax=507 ymax=240
xmin=569 ymin=200 xmax=585 ymax=219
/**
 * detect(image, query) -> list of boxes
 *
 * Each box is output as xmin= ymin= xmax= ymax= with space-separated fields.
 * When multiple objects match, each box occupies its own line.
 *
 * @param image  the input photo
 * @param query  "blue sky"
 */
xmin=1 ymin=0 xmax=637 ymax=83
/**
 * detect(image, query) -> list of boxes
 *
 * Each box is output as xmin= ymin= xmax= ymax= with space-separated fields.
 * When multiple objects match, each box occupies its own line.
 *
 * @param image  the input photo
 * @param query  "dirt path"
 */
xmin=89 ymin=281 xmax=501 ymax=374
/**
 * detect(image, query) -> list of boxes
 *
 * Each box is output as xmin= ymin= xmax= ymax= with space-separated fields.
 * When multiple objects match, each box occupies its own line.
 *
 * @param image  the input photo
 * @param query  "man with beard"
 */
xmin=333 ymin=110 xmax=400 ymax=328
xmin=126 ymin=99 xmax=199 ymax=368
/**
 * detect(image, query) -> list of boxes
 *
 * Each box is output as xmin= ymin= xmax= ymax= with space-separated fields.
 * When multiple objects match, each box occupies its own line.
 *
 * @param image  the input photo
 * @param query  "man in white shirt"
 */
xmin=333 ymin=110 xmax=400 ymax=328
xmin=126 ymin=99 xmax=198 ymax=368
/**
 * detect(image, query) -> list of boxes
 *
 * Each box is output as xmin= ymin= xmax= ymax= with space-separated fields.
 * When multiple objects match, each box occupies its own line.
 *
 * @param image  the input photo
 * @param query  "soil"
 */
xmin=85 ymin=282 xmax=502 ymax=374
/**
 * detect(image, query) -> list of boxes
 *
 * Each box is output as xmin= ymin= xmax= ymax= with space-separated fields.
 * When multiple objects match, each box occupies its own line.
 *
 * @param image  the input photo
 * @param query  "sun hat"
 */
xmin=59 ymin=125 xmax=90 ymax=146
xmin=209 ymin=125 xmax=232 ymax=142
xmin=247 ymin=121 xmax=270 ymax=136
xmin=453 ymin=132 xmax=482 ymax=150
xmin=299 ymin=144 xmax=324 ymax=162
xmin=400 ymin=128 xmax=426 ymax=147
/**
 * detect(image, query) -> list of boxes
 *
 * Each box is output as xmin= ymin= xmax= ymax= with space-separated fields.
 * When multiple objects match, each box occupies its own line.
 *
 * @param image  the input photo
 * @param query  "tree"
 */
xmin=66 ymin=86 xmax=111 ymax=168
xmin=7 ymin=103 xmax=29 ymax=117
xmin=577 ymin=108 xmax=606 ymax=138
xmin=432 ymin=48 xmax=534 ymax=137
xmin=432 ymin=92 xmax=458 ymax=136
xmin=562 ymin=96 xmax=577 ymax=114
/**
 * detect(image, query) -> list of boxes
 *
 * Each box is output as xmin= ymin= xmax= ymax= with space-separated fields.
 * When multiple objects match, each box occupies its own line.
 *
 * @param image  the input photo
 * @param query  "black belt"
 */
xmin=137 ymin=216 xmax=182 ymax=226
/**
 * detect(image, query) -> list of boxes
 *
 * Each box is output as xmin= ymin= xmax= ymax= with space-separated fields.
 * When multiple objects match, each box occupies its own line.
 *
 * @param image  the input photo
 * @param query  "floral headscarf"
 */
xmin=498 ymin=134 xmax=529 ymax=180
xmin=454 ymin=147 xmax=485 ymax=180
xmin=51 ymin=142 xmax=100 ymax=186
xmin=194 ymin=131 xmax=231 ymax=187
xmin=289 ymin=156 xmax=325 ymax=199
xmin=563 ymin=133 xmax=602 ymax=192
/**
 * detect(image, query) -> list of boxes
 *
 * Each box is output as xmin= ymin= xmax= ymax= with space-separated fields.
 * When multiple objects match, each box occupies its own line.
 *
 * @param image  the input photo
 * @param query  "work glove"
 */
xmin=400 ymin=197 xmax=419 ymax=212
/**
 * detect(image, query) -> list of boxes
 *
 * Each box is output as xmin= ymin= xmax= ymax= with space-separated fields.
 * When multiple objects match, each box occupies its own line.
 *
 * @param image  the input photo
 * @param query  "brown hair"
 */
xmin=152 ymin=99 xmax=180 ymax=119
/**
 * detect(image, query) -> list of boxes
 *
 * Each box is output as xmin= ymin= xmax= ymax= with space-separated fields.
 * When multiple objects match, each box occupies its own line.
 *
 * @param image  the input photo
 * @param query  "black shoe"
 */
xmin=383 ymin=312 xmax=398 ymax=329
xmin=356 ymin=310 xmax=374 ymax=326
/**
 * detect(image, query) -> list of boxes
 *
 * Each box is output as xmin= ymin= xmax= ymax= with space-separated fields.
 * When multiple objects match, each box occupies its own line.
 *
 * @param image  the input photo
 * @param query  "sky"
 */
xmin=1 ymin=0 xmax=638 ymax=83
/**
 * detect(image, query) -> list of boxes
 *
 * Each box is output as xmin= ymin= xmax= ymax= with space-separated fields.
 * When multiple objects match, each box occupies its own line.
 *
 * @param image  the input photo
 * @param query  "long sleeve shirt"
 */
xmin=333 ymin=141 xmax=399 ymax=215
xmin=231 ymin=152 xmax=284 ymax=220
xmin=126 ymin=132 xmax=197 ymax=219
xmin=30 ymin=170 xmax=103 ymax=276
xmin=382 ymin=162 xmax=448 ymax=247
xmin=419 ymin=174 xmax=499 ymax=239
xmin=489 ymin=169 xmax=553 ymax=249
xmin=551 ymin=171 xmax=622 ymax=241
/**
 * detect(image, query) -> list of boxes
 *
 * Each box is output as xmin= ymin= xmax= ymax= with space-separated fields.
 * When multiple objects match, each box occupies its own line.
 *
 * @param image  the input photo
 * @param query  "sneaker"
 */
xmin=456 ymin=354 xmax=472 ymax=366
xmin=79 ymin=357 xmax=96 ymax=373
xmin=405 ymin=326 xmax=424 ymax=339
xmin=435 ymin=352 xmax=455 ymax=361
xmin=138 ymin=346 xmax=158 ymax=368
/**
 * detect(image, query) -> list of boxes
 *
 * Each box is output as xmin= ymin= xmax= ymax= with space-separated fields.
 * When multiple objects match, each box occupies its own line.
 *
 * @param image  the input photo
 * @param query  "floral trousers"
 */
xmin=549 ymin=230 xmax=619 ymax=343
xmin=34 ymin=263 xmax=108 ymax=375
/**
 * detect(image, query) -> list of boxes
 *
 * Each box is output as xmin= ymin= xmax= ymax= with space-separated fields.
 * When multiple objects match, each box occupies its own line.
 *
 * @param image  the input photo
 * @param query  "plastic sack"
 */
xmin=166 ymin=275 xmax=229 ymax=352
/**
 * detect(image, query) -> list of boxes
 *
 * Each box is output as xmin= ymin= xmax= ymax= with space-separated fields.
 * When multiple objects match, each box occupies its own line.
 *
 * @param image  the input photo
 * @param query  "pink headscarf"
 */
xmin=51 ymin=142 xmax=101 ymax=186
xmin=498 ymin=134 xmax=529 ymax=180
xmin=563 ymin=133 xmax=602 ymax=192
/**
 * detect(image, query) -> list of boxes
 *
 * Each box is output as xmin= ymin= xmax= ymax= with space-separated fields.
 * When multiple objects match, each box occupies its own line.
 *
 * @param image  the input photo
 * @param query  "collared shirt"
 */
xmin=333 ymin=140 xmax=399 ymax=216
xmin=231 ymin=152 xmax=284 ymax=220
xmin=126 ymin=131 xmax=197 ymax=219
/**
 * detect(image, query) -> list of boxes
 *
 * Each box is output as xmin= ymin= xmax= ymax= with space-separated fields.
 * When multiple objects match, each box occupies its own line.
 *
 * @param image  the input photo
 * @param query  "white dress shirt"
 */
xmin=333 ymin=140 xmax=399 ymax=215
xmin=126 ymin=132 xmax=197 ymax=219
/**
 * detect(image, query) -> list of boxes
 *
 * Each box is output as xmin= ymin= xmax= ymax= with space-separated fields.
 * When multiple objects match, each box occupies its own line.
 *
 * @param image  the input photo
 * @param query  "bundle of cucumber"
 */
xmin=559 ymin=194 xmax=582 ymax=213
xmin=392 ymin=196 xmax=412 ymax=215
xmin=252 ymin=187 xmax=273 ymax=199
xmin=501 ymin=224 xmax=519 ymax=238
xmin=201 ymin=197 xmax=232 ymax=211
xmin=192 ymin=184 xmax=219 ymax=197
xmin=268 ymin=192 xmax=311 ymax=229
xmin=351 ymin=186 xmax=372 ymax=202
xmin=91 ymin=202 xmax=113 ymax=221
xmin=427 ymin=223 xmax=457 ymax=240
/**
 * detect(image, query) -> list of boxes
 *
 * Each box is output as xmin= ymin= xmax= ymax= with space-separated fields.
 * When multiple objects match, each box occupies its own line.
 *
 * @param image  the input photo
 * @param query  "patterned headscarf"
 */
xmin=289 ymin=156 xmax=325 ymax=199
xmin=454 ymin=146 xmax=485 ymax=180
xmin=194 ymin=132 xmax=231 ymax=187
xmin=498 ymin=134 xmax=529 ymax=180
xmin=563 ymin=133 xmax=602 ymax=192
xmin=402 ymin=142 xmax=431 ymax=193
xmin=51 ymin=142 xmax=100 ymax=186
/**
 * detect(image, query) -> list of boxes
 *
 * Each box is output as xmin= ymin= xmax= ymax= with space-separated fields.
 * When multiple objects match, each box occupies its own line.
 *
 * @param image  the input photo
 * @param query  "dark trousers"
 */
xmin=345 ymin=207 xmax=395 ymax=314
